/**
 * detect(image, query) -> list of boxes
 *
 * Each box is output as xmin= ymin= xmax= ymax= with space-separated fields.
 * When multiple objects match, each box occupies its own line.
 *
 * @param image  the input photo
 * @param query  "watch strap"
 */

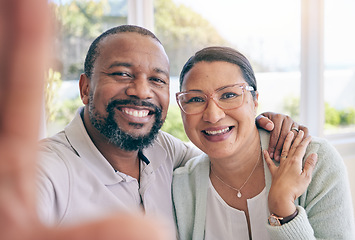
xmin=268 ymin=209 xmax=298 ymax=226
xmin=279 ymin=209 xmax=298 ymax=224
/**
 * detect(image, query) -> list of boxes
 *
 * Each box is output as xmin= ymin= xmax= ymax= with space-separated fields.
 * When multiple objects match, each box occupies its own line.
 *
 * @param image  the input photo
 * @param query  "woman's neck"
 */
xmin=210 ymin=130 xmax=262 ymax=180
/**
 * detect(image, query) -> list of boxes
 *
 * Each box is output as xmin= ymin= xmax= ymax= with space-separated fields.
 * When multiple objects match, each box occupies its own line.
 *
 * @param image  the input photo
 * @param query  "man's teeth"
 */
xmin=205 ymin=127 xmax=229 ymax=135
xmin=123 ymin=109 xmax=149 ymax=117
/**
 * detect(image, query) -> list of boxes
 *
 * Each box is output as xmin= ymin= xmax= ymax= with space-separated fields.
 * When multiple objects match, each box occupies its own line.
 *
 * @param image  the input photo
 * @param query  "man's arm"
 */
xmin=0 ymin=1 xmax=170 ymax=240
xmin=256 ymin=112 xmax=309 ymax=161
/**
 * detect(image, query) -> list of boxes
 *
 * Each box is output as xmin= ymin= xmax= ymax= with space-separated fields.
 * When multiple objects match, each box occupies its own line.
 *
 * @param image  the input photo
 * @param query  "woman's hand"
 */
xmin=256 ymin=112 xmax=309 ymax=162
xmin=264 ymin=130 xmax=318 ymax=217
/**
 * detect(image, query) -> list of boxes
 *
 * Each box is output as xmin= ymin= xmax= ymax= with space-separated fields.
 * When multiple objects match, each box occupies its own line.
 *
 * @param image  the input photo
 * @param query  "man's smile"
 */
xmin=122 ymin=108 xmax=150 ymax=118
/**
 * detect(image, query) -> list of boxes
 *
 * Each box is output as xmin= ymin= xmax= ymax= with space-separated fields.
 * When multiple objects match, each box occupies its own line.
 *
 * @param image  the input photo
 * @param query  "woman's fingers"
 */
xmin=288 ymin=130 xmax=304 ymax=156
xmin=269 ymin=132 xmax=314 ymax=177
xmin=301 ymin=153 xmax=318 ymax=178
xmin=279 ymin=131 xmax=294 ymax=162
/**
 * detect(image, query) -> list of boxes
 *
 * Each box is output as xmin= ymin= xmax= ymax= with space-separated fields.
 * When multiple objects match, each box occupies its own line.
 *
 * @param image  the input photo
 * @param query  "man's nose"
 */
xmin=202 ymin=99 xmax=225 ymax=123
xmin=125 ymin=77 xmax=154 ymax=99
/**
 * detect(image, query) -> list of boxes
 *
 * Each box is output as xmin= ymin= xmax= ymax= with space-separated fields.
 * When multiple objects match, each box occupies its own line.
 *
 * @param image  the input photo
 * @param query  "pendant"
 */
xmin=237 ymin=191 xmax=242 ymax=198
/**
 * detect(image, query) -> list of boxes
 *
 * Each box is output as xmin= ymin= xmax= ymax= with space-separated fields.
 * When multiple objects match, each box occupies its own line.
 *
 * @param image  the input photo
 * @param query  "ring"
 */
xmin=291 ymin=127 xmax=299 ymax=132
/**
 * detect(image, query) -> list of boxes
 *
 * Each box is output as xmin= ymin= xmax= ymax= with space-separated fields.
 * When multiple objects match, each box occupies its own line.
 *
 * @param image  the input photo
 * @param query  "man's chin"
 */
xmin=123 ymin=124 xmax=155 ymax=136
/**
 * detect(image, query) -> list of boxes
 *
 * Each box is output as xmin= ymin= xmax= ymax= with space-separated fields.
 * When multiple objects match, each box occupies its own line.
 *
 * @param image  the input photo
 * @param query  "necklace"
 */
xmin=210 ymin=150 xmax=261 ymax=198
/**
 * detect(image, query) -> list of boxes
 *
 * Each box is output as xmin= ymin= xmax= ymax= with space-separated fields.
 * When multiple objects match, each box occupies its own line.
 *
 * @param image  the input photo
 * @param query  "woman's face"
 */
xmin=180 ymin=61 xmax=259 ymax=159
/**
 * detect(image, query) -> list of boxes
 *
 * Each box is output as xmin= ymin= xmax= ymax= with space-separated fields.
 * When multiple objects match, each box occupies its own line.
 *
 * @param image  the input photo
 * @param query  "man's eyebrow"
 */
xmin=108 ymin=62 xmax=132 ymax=69
xmin=154 ymin=67 xmax=169 ymax=78
xmin=107 ymin=62 xmax=169 ymax=78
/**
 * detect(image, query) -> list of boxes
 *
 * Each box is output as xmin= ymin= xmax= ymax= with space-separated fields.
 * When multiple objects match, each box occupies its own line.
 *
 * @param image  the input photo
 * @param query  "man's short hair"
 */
xmin=84 ymin=25 xmax=161 ymax=79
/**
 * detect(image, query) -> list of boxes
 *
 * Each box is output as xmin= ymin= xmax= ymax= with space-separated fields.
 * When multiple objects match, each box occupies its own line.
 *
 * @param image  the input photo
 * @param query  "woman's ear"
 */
xmin=253 ymin=91 xmax=259 ymax=113
xmin=79 ymin=73 xmax=90 ymax=105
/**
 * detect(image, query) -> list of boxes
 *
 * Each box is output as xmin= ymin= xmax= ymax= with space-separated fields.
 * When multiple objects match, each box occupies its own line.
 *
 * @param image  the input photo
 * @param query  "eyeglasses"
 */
xmin=176 ymin=83 xmax=254 ymax=115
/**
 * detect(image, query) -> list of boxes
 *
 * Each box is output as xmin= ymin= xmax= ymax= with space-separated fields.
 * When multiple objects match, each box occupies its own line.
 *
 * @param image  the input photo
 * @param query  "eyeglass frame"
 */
xmin=176 ymin=83 xmax=255 ymax=115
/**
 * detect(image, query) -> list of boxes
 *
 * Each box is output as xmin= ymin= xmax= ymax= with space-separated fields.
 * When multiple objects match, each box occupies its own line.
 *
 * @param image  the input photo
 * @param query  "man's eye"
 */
xmin=150 ymin=77 xmax=167 ymax=85
xmin=110 ymin=72 xmax=132 ymax=78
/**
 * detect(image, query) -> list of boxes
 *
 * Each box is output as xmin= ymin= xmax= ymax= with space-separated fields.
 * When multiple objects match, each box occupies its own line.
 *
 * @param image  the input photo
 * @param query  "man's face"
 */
xmin=81 ymin=33 xmax=170 ymax=151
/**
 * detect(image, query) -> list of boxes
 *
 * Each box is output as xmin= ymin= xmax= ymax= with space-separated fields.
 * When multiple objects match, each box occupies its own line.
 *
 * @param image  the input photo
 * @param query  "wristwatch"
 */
xmin=268 ymin=209 xmax=298 ymax=226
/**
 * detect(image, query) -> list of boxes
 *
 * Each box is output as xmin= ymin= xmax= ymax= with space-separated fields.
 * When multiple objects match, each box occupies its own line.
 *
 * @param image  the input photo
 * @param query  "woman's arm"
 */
xmin=264 ymin=132 xmax=355 ymax=239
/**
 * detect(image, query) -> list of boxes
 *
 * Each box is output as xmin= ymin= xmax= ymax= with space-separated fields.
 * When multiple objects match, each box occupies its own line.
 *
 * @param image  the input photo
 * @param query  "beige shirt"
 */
xmin=36 ymin=108 xmax=200 ymax=231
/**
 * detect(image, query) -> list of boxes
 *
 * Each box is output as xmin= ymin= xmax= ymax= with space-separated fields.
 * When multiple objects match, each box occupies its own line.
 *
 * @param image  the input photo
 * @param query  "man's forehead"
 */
xmin=99 ymin=32 xmax=162 ymax=51
xmin=96 ymin=33 xmax=169 ymax=69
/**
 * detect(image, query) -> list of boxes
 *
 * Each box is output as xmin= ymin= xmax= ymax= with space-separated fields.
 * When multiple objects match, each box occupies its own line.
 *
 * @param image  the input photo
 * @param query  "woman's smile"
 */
xmin=201 ymin=126 xmax=234 ymax=142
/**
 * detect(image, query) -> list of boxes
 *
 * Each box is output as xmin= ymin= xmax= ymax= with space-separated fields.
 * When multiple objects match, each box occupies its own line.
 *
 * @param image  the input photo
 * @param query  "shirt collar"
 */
xmin=64 ymin=107 xmax=166 ymax=185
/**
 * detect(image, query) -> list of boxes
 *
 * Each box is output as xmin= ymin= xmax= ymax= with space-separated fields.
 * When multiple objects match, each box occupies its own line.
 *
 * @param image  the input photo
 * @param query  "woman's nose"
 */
xmin=202 ymin=99 xmax=225 ymax=123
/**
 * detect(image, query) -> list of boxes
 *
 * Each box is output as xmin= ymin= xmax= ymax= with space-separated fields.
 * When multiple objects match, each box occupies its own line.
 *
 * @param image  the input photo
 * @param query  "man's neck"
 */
xmin=81 ymin=108 xmax=141 ymax=180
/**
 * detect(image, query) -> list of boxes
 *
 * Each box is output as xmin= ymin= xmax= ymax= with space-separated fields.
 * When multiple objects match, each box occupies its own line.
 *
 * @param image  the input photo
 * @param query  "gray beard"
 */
xmin=88 ymin=95 xmax=164 ymax=152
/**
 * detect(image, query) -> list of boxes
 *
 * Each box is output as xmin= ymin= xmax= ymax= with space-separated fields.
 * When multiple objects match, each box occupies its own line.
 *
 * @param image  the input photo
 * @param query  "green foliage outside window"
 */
xmin=55 ymin=96 xmax=84 ymax=125
xmin=45 ymin=69 xmax=62 ymax=123
xmin=161 ymin=105 xmax=189 ymax=142
xmin=283 ymin=97 xmax=355 ymax=128
xmin=154 ymin=0 xmax=227 ymax=76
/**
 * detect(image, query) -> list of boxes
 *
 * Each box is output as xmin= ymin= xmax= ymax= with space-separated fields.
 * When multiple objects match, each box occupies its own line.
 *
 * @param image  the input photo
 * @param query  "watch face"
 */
xmin=268 ymin=215 xmax=281 ymax=226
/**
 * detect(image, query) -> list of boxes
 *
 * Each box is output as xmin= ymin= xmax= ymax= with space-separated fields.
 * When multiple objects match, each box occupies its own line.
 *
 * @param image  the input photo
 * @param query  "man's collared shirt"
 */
xmin=36 ymin=108 xmax=200 ymax=231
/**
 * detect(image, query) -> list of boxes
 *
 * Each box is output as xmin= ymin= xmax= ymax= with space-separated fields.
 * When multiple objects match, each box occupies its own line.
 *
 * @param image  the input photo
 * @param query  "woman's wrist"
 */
xmin=268 ymin=194 xmax=296 ymax=217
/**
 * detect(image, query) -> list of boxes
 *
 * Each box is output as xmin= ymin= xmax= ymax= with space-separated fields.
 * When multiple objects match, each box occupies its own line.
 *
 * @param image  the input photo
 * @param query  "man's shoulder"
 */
xmin=154 ymin=130 xmax=183 ymax=146
xmin=39 ymin=131 xmax=74 ymax=155
xmin=37 ymin=130 xmax=80 ymax=175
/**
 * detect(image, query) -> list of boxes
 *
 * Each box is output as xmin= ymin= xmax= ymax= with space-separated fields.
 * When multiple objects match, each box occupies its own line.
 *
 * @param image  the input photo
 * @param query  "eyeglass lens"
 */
xmin=177 ymin=85 xmax=245 ymax=114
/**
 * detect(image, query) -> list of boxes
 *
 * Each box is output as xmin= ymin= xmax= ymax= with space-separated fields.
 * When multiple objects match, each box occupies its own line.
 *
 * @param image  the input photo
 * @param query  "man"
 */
xmin=36 ymin=23 xmax=307 ymax=236
xmin=0 ymin=0 xmax=169 ymax=239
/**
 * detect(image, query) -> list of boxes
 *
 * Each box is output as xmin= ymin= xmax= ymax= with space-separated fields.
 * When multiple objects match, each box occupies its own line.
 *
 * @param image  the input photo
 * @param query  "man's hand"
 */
xmin=0 ymin=1 xmax=170 ymax=240
xmin=256 ymin=112 xmax=309 ymax=161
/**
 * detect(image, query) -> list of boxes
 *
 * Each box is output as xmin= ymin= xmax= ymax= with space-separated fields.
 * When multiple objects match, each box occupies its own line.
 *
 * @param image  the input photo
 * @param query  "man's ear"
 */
xmin=79 ymin=73 xmax=90 ymax=105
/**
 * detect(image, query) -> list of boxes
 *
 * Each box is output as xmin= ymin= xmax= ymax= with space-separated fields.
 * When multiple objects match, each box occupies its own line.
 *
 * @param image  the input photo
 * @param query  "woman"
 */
xmin=173 ymin=47 xmax=355 ymax=239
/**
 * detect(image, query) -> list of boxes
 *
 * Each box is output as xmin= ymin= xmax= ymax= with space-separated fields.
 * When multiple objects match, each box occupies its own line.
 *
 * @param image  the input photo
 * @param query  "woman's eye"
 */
xmin=186 ymin=96 xmax=205 ymax=104
xmin=220 ymin=92 xmax=239 ymax=100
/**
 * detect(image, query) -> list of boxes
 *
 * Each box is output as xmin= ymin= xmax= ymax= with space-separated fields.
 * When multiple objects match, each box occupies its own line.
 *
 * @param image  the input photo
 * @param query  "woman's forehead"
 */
xmin=182 ymin=61 xmax=246 ymax=90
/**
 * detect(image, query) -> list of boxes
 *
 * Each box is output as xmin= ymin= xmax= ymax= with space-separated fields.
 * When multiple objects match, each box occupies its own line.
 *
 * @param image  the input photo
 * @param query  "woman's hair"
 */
xmin=179 ymin=46 xmax=257 ymax=99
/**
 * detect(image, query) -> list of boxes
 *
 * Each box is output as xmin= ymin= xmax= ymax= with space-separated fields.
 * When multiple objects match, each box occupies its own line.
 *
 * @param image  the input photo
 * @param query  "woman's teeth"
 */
xmin=205 ymin=127 xmax=230 ymax=135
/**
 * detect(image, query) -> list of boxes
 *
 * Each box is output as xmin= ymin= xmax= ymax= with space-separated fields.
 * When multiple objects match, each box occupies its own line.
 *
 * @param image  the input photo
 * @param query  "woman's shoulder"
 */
xmin=173 ymin=153 xmax=210 ymax=177
xmin=305 ymin=136 xmax=348 ymax=178
xmin=307 ymin=136 xmax=342 ymax=162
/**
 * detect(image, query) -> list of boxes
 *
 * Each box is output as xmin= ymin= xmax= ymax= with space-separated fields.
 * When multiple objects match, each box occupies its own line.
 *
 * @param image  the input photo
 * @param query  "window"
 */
xmin=324 ymin=0 xmax=355 ymax=135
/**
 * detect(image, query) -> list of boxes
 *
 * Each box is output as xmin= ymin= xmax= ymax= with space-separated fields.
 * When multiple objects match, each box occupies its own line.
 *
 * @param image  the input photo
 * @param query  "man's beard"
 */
xmin=88 ymin=94 xmax=164 ymax=151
